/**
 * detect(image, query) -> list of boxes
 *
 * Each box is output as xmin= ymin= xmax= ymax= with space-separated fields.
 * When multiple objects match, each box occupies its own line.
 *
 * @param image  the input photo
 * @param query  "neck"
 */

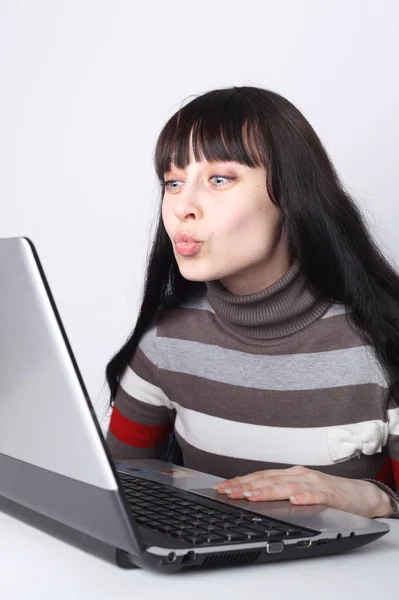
xmin=220 ymin=248 xmax=292 ymax=296
xmin=206 ymin=260 xmax=330 ymax=340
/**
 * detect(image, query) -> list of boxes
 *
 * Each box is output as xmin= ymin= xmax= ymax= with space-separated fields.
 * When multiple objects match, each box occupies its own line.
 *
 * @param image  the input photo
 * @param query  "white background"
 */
xmin=1 ymin=0 xmax=398 ymax=428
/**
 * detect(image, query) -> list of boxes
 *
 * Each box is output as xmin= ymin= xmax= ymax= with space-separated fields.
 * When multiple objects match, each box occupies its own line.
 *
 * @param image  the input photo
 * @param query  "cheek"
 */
xmin=213 ymin=203 xmax=276 ymax=240
xmin=161 ymin=199 xmax=172 ymax=231
xmin=211 ymin=205 xmax=250 ymax=236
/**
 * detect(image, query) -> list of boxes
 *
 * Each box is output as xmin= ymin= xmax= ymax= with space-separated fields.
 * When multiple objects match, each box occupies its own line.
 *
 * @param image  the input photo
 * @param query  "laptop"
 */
xmin=0 ymin=237 xmax=390 ymax=572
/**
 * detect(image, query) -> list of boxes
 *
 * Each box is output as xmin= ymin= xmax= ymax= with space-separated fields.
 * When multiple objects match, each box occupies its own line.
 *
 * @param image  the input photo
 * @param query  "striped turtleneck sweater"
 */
xmin=106 ymin=261 xmax=399 ymax=516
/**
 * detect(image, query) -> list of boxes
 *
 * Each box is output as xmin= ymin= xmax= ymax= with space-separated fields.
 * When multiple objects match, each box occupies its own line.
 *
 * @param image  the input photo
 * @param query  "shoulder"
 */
xmin=317 ymin=302 xmax=389 ymax=388
xmin=137 ymin=289 xmax=212 ymax=362
xmin=157 ymin=290 xmax=215 ymax=336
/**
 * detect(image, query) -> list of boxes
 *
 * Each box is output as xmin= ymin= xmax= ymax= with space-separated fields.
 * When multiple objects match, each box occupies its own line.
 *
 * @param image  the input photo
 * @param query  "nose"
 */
xmin=172 ymin=184 xmax=203 ymax=222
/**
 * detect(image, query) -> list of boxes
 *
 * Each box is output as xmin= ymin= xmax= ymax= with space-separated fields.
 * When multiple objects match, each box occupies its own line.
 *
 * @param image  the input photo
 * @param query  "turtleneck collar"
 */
xmin=205 ymin=260 xmax=330 ymax=340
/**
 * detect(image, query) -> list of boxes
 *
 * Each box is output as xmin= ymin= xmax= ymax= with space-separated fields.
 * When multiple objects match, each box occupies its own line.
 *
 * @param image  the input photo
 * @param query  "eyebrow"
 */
xmin=164 ymin=160 xmax=241 ymax=175
xmin=164 ymin=166 xmax=184 ymax=175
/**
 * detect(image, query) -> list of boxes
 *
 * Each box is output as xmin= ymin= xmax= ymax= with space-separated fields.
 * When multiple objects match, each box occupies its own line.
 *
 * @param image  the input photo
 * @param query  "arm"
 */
xmin=365 ymin=399 xmax=399 ymax=518
xmin=106 ymin=325 xmax=175 ymax=461
xmin=213 ymin=399 xmax=399 ymax=518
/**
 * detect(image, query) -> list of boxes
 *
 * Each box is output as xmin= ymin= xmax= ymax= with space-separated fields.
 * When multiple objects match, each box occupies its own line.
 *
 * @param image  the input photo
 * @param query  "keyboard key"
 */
xmin=231 ymin=527 xmax=265 ymax=540
xmin=170 ymin=530 xmax=185 ymax=538
xmin=223 ymin=532 xmax=247 ymax=542
xmin=160 ymin=518 xmax=180 ymax=526
xmin=285 ymin=529 xmax=308 ymax=538
xmin=225 ymin=518 xmax=246 ymax=526
xmin=157 ymin=511 xmax=179 ymax=518
xmin=184 ymin=528 xmax=208 ymax=536
xmin=201 ymin=526 xmax=216 ymax=533
xmin=264 ymin=529 xmax=284 ymax=538
xmin=119 ymin=472 xmax=315 ymax=547
xmin=198 ymin=516 xmax=219 ymax=524
xmin=144 ymin=521 xmax=163 ymax=529
xmin=203 ymin=534 xmax=225 ymax=544
xmin=183 ymin=537 xmax=207 ymax=545
xmin=135 ymin=516 xmax=151 ymax=524
xmin=158 ymin=525 xmax=173 ymax=533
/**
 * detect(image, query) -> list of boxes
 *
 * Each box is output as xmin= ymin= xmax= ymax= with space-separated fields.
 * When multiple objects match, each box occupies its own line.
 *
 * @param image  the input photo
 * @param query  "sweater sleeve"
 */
xmin=366 ymin=397 xmax=399 ymax=518
xmin=105 ymin=323 xmax=175 ymax=461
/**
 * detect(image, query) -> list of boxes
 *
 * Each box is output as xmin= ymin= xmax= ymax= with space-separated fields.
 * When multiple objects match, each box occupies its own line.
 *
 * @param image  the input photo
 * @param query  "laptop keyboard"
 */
xmin=118 ymin=471 xmax=316 ymax=547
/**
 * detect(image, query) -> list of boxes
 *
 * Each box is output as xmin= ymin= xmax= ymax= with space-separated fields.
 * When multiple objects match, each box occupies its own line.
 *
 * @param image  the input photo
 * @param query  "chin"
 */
xmin=177 ymin=263 xmax=217 ymax=283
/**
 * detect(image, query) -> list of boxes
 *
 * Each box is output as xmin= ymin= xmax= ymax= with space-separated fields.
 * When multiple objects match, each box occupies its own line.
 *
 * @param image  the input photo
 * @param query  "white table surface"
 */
xmin=1 ymin=512 xmax=397 ymax=600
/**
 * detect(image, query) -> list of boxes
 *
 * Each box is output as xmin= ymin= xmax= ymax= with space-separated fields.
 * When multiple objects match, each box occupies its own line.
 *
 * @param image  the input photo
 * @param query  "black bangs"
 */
xmin=154 ymin=88 xmax=267 ymax=180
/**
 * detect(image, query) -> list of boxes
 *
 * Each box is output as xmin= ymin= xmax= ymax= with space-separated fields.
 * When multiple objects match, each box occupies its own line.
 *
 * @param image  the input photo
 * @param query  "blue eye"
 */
xmin=211 ymin=175 xmax=233 ymax=186
xmin=161 ymin=175 xmax=235 ymax=191
xmin=161 ymin=180 xmax=183 ymax=190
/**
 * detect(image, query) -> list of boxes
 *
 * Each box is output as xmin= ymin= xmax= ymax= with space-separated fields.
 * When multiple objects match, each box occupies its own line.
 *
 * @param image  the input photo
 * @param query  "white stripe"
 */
xmin=389 ymin=407 xmax=399 ymax=436
xmin=321 ymin=304 xmax=349 ymax=319
xmin=119 ymin=366 xmax=174 ymax=410
xmin=174 ymin=406 xmax=397 ymax=466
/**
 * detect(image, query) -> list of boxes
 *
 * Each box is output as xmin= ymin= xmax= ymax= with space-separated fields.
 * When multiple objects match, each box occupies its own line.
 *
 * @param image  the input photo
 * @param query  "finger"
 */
xmin=214 ymin=472 xmax=267 ymax=492
xmin=215 ymin=466 xmax=308 ymax=491
xmin=243 ymin=481 xmax=315 ymax=502
xmin=223 ymin=474 xmax=317 ymax=498
xmin=290 ymin=490 xmax=330 ymax=507
xmin=222 ymin=481 xmax=312 ymax=501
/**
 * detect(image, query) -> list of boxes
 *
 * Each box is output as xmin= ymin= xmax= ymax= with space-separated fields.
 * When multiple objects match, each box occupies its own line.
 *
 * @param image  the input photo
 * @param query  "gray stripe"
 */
xmin=114 ymin=387 xmax=175 ymax=426
xmin=158 ymin=370 xmax=388 ymax=428
xmin=388 ymin=433 xmax=399 ymax=461
xmin=142 ymin=329 xmax=388 ymax=390
xmin=175 ymin=432 xmax=388 ymax=480
xmin=129 ymin=346 xmax=158 ymax=386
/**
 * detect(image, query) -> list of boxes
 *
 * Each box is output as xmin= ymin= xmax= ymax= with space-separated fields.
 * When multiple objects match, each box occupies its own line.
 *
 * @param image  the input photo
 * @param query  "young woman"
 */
xmin=106 ymin=86 xmax=399 ymax=519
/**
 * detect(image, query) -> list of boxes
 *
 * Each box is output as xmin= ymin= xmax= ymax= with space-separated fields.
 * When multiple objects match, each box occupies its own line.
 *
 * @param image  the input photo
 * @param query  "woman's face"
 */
xmin=161 ymin=155 xmax=291 ymax=295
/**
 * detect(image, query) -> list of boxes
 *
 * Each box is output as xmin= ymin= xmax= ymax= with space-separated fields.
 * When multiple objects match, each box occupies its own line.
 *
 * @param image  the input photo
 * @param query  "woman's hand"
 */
xmin=214 ymin=465 xmax=393 ymax=518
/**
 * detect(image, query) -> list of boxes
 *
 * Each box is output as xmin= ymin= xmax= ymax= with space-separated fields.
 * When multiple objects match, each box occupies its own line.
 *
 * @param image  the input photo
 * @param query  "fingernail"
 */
xmin=290 ymin=495 xmax=296 ymax=502
xmin=212 ymin=484 xmax=219 ymax=490
xmin=243 ymin=491 xmax=252 ymax=497
xmin=224 ymin=488 xmax=233 ymax=494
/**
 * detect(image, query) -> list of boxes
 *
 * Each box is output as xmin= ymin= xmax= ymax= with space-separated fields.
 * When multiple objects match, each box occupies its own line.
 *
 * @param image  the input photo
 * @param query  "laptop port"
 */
xmin=182 ymin=551 xmax=196 ymax=565
xmin=296 ymin=540 xmax=312 ymax=548
xmin=167 ymin=552 xmax=177 ymax=563
xmin=266 ymin=541 xmax=284 ymax=554
xmin=316 ymin=540 xmax=330 ymax=546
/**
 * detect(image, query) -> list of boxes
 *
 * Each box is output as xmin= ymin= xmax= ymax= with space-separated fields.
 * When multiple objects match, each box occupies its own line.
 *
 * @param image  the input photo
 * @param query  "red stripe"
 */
xmin=392 ymin=459 xmax=399 ymax=490
xmin=375 ymin=456 xmax=395 ymax=487
xmin=109 ymin=407 xmax=174 ymax=448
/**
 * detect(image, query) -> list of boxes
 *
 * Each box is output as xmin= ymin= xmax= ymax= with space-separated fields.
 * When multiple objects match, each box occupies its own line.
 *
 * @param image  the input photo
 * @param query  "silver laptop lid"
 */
xmin=0 ymin=237 xmax=116 ymax=490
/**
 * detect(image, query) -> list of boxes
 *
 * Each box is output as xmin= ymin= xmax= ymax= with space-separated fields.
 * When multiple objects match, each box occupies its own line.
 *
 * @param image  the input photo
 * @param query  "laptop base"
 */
xmin=1 ymin=491 xmax=387 ymax=572
xmin=123 ymin=530 xmax=387 ymax=572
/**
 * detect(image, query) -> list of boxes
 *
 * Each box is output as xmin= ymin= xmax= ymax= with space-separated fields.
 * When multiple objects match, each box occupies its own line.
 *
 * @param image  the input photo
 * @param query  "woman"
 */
xmin=106 ymin=86 xmax=399 ymax=519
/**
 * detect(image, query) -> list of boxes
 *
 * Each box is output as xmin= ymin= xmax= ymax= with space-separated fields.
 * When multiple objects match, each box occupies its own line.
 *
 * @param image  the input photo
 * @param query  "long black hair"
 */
xmin=106 ymin=86 xmax=399 ymax=407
